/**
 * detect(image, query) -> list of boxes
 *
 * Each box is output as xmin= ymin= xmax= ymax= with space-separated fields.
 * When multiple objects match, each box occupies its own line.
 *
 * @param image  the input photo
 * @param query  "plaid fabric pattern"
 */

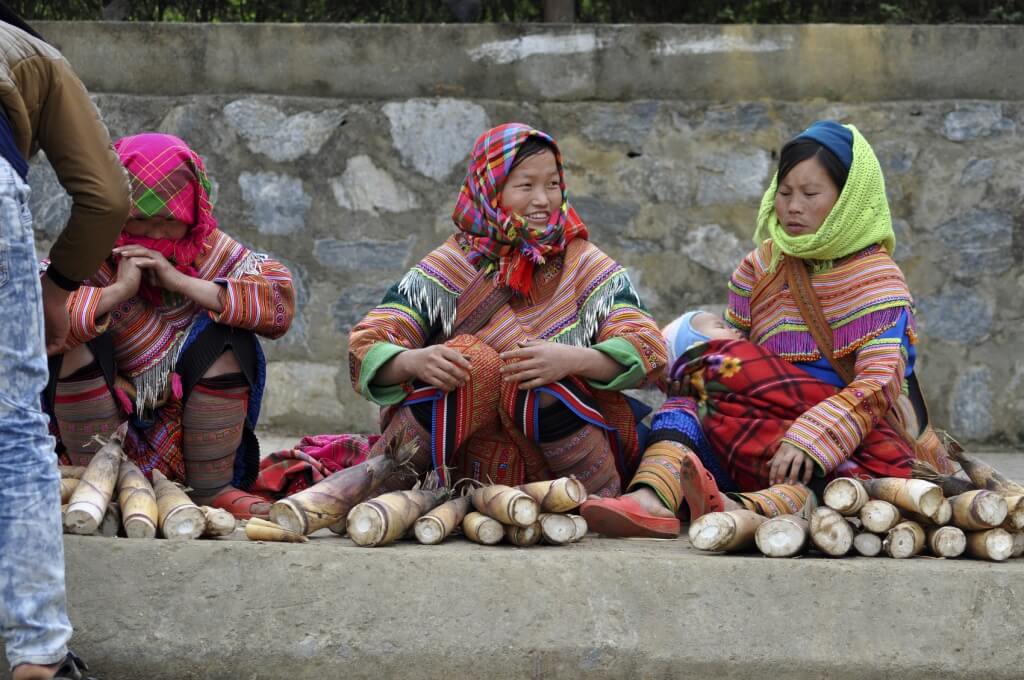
xmin=252 ymin=434 xmax=380 ymax=499
xmin=115 ymin=133 xmax=214 ymax=228
xmin=452 ymin=123 xmax=588 ymax=296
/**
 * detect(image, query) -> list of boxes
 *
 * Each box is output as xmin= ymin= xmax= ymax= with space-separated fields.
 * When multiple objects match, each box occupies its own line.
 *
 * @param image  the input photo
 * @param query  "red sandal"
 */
xmin=580 ymin=495 xmax=681 ymax=539
xmin=679 ymin=450 xmax=725 ymax=521
xmin=210 ymin=487 xmax=272 ymax=520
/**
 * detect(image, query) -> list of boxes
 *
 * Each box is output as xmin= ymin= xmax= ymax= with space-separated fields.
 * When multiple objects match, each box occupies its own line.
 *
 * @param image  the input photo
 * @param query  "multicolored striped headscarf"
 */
xmin=452 ymin=123 xmax=588 ymax=296
xmin=113 ymin=133 xmax=218 ymax=306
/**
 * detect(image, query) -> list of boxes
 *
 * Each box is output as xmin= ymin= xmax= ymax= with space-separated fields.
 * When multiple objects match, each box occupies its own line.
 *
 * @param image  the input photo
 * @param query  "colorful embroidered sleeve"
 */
xmin=348 ymin=278 xmax=441 ymax=405
xmin=587 ymin=278 xmax=668 ymax=391
xmin=209 ymin=257 xmax=295 ymax=339
xmin=782 ymin=312 xmax=912 ymax=474
xmin=725 ymin=247 xmax=763 ymax=334
xmin=60 ymin=261 xmax=115 ymax=348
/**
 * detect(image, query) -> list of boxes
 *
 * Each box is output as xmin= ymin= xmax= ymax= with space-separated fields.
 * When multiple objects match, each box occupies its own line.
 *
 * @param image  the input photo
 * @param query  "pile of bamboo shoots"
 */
xmin=59 ymin=427 xmax=237 ymax=540
xmin=690 ymin=451 xmax=1024 ymax=562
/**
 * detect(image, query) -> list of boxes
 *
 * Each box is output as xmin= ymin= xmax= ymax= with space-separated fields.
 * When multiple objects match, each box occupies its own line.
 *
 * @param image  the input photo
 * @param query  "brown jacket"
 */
xmin=0 ymin=22 xmax=128 ymax=286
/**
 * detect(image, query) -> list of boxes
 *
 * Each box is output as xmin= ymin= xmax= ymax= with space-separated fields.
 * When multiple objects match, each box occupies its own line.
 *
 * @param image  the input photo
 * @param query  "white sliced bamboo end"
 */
xmin=975 ymin=492 xmax=1009 ymax=528
xmin=860 ymin=500 xmax=901 ymax=534
xmin=927 ymin=526 xmax=966 ymax=558
xmin=853 ymin=532 xmax=882 ymax=557
xmin=269 ymin=500 xmax=307 ymax=536
xmin=689 ymin=512 xmax=737 ymax=552
xmin=161 ymin=506 xmax=205 ymax=540
xmin=539 ymin=513 xmax=577 ymax=545
xmin=755 ymin=517 xmax=807 ymax=558
xmin=347 ymin=503 xmax=387 ymax=547
xmin=244 ymin=518 xmax=308 ymax=543
xmin=823 ymin=478 xmax=868 ymax=515
xmin=929 ymin=499 xmax=952 ymax=526
xmin=463 ymin=512 xmax=503 ymax=545
xmin=505 ymin=522 xmax=542 ymax=547
xmin=884 ymin=522 xmax=924 ymax=559
xmin=511 ymin=496 xmax=539 ymax=528
xmin=123 ymin=517 xmax=157 ymax=539
xmin=63 ymin=506 xmax=103 ymax=535
xmin=809 ymin=507 xmax=854 ymax=557
xmin=568 ymin=514 xmax=588 ymax=542
xmin=966 ymin=529 xmax=1013 ymax=562
xmin=414 ymin=516 xmax=446 ymax=545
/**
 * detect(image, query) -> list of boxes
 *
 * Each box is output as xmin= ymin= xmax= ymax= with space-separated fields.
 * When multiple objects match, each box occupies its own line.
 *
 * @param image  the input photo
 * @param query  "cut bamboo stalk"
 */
xmin=688 ymin=510 xmax=767 ymax=552
xmin=809 ymin=507 xmax=854 ymax=556
xmin=1011 ymin=533 xmax=1024 ymax=559
xmin=347 ymin=488 xmax=447 ymax=547
xmin=568 ymin=514 xmax=588 ymax=542
xmin=60 ymin=478 xmax=79 ymax=504
xmin=949 ymin=490 xmax=1008 ymax=531
xmin=245 ymin=517 xmax=308 ymax=543
xmin=822 ymin=478 xmax=869 ymax=516
xmin=754 ymin=515 xmax=808 ymax=558
xmin=505 ymin=522 xmax=542 ymax=547
xmin=98 ymin=502 xmax=121 ymax=538
xmin=59 ymin=465 xmax=87 ymax=479
xmin=906 ymin=499 xmax=952 ymax=527
xmin=1000 ymin=495 xmax=1024 ymax=532
xmin=910 ymin=460 xmax=977 ymax=497
xmin=883 ymin=521 xmax=925 ymax=559
xmin=518 ymin=478 xmax=587 ymax=513
xmin=463 ymin=512 xmax=503 ymax=545
xmin=63 ymin=428 xmax=125 ymax=535
xmin=471 ymin=485 xmax=539 ymax=528
xmin=853 ymin=532 xmax=883 ymax=557
xmin=270 ymin=435 xmax=418 ymax=535
xmin=926 ymin=526 xmax=966 ymax=558
xmin=538 ymin=513 xmax=578 ymax=545
xmin=859 ymin=500 xmax=901 ymax=533
xmin=414 ymin=495 xmax=473 ymax=545
xmin=151 ymin=470 xmax=205 ymax=540
xmin=964 ymin=528 xmax=1014 ymax=562
xmin=116 ymin=460 xmax=158 ymax=539
xmin=200 ymin=506 xmax=237 ymax=538
xmin=946 ymin=448 xmax=1024 ymax=496
xmin=863 ymin=478 xmax=943 ymax=518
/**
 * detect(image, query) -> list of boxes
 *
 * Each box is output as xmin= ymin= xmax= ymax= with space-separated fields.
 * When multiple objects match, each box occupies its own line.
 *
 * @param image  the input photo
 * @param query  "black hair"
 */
xmin=776 ymin=138 xmax=848 ymax=191
xmin=511 ymin=135 xmax=556 ymax=170
xmin=0 ymin=2 xmax=45 ymax=42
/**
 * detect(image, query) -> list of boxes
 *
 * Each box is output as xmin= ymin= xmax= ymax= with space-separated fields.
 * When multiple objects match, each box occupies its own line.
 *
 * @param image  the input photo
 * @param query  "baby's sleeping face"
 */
xmin=691 ymin=312 xmax=746 ymax=342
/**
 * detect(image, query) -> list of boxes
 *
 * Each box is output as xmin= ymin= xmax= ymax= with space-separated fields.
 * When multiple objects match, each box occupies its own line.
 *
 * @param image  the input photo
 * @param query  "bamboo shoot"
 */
xmin=538 ymin=513 xmax=578 ymax=545
xmin=859 ymin=500 xmax=901 ymax=533
xmin=151 ymin=470 xmax=205 ymax=540
xmin=1011 ymin=533 xmax=1024 ymax=559
xmin=949 ymin=490 xmax=1008 ymax=531
xmin=688 ymin=510 xmax=767 ymax=552
xmin=472 ymin=485 xmax=539 ymax=528
xmin=60 ymin=478 xmax=79 ymax=504
xmin=98 ymin=502 xmax=121 ymax=538
xmin=947 ymin=449 xmax=1024 ymax=496
xmin=518 ymin=478 xmax=586 ymax=513
xmin=823 ymin=478 xmax=869 ymax=516
xmin=1001 ymin=495 xmax=1024 ymax=532
xmin=200 ymin=506 xmax=237 ymax=538
xmin=245 ymin=517 xmax=307 ymax=543
xmin=853 ymin=532 xmax=883 ymax=557
xmin=754 ymin=515 xmax=808 ymax=557
xmin=809 ymin=507 xmax=854 ymax=556
xmin=926 ymin=526 xmax=966 ymax=558
xmin=347 ymin=488 xmax=447 ymax=547
xmin=505 ymin=522 xmax=542 ymax=547
xmin=117 ymin=460 xmax=158 ymax=539
xmin=63 ymin=428 xmax=125 ymax=535
xmin=863 ymin=478 xmax=943 ymax=518
xmin=414 ymin=495 xmax=473 ymax=545
xmin=910 ymin=460 xmax=977 ymax=497
xmin=883 ymin=521 xmax=925 ymax=559
xmin=965 ymin=528 xmax=1014 ymax=562
xmin=463 ymin=512 xmax=503 ymax=545
xmin=568 ymin=514 xmax=588 ymax=542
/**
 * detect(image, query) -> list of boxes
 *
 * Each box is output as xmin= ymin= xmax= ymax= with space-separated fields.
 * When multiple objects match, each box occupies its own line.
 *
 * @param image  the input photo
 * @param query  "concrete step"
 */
xmin=52 ymin=530 xmax=1023 ymax=680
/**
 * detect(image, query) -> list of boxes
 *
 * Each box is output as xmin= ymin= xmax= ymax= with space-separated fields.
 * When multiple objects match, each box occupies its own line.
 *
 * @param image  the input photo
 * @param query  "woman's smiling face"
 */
xmin=774 ymin=156 xmax=840 ymax=236
xmin=498 ymin=149 xmax=562 ymax=229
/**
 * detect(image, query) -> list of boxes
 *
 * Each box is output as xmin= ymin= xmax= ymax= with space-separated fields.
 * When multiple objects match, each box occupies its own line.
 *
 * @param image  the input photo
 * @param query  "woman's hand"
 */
xmin=768 ymin=442 xmax=816 ymax=485
xmin=113 ymin=245 xmax=186 ymax=293
xmin=666 ymin=374 xmax=693 ymax=397
xmin=499 ymin=340 xmax=585 ymax=390
xmin=406 ymin=345 xmax=472 ymax=392
xmin=111 ymin=254 xmax=142 ymax=301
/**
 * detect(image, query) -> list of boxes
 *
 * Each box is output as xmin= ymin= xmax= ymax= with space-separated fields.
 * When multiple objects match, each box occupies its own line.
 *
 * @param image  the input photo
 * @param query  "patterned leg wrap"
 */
xmin=627 ymin=441 xmax=685 ymax=513
xmin=538 ymin=423 xmax=621 ymax=497
xmin=53 ymin=365 xmax=122 ymax=466
xmin=182 ymin=374 xmax=249 ymax=502
xmin=732 ymin=484 xmax=810 ymax=518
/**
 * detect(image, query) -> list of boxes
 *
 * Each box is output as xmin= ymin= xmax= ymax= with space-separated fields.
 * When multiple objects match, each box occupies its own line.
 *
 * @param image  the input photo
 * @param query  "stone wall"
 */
xmin=27 ymin=23 xmax=1024 ymax=445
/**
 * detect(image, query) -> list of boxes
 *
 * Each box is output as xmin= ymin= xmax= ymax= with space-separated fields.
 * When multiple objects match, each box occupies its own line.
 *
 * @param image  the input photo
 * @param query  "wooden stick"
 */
xmin=151 ymin=470 xmax=205 ymax=540
xmin=926 ymin=526 xmax=966 ymax=558
xmin=518 ymin=478 xmax=586 ymax=513
xmin=462 ymin=512 xmax=503 ymax=545
xmin=63 ymin=429 xmax=125 ymax=535
xmin=949 ymin=490 xmax=1008 ymax=531
xmin=347 ymin=488 xmax=447 ymax=547
xmin=809 ymin=507 xmax=854 ymax=556
xmin=859 ymin=500 xmax=901 ymax=533
xmin=414 ymin=495 xmax=472 ymax=545
xmin=60 ymin=478 xmax=79 ymax=504
xmin=883 ymin=521 xmax=925 ymax=559
xmin=471 ymin=485 xmax=539 ymax=528
xmin=863 ymin=478 xmax=943 ymax=518
xmin=964 ymin=528 xmax=1014 ymax=562
xmin=822 ymin=478 xmax=869 ymax=516
xmin=200 ymin=506 xmax=237 ymax=538
xmin=568 ymin=514 xmax=588 ymax=542
xmin=755 ymin=515 xmax=808 ymax=558
xmin=505 ymin=522 xmax=542 ymax=547
xmin=538 ymin=513 xmax=578 ymax=545
xmin=689 ymin=510 xmax=767 ymax=552
xmin=245 ymin=517 xmax=308 ymax=543
xmin=853 ymin=532 xmax=883 ymax=557
xmin=946 ymin=448 xmax=1024 ymax=496
xmin=117 ymin=460 xmax=158 ymax=539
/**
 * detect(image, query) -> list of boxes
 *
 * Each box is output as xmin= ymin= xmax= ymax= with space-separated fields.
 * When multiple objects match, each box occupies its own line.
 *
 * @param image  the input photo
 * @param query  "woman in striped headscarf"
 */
xmin=583 ymin=121 xmax=954 ymax=538
xmin=45 ymin=133 xmax=295 ymax=519
xmin=348 ymin=123 xmax=667 ymax=495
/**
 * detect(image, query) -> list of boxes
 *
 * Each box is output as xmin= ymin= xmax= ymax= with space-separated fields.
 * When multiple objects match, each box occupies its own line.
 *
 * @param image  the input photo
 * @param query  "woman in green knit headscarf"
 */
xmin=583 ymin=121 xmax=954 ymax=539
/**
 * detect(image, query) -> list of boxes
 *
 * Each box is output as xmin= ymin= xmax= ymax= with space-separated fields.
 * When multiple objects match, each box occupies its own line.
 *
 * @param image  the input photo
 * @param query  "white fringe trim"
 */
xmin=397 ymin=269 xmax=458 ymax=338
xmin=552 ymin=270 xmax=637 ymax=348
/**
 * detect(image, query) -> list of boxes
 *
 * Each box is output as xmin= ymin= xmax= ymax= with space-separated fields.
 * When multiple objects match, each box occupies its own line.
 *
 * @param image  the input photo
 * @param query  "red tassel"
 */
xmin=113 ymin=387 xmax=134 ymax=415
xmin=505 ymin=259 xmax=535 ymax=296
xmin=171 ymin=372 xmax=184 ymax=400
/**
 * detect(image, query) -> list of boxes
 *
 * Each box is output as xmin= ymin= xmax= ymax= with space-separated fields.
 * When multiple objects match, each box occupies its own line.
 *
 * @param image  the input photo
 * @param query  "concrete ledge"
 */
xmin=58 ymin=532 xmax=1023 ymax=679
xmin=36 ymin=22 xmax=1024 ymax=101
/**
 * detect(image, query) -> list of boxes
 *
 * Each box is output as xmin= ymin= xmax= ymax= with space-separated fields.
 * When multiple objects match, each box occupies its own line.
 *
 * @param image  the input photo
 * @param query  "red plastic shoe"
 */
xmin=580 ymin=495 xmax=681 ymax=539
xmin=210 ymin=487 xmax=272 ymax=520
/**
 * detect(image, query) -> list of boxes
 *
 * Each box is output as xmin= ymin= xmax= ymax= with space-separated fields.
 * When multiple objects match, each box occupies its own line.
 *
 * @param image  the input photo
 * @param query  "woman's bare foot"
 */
xmin=624 ymin=487 xmax=676 ymax=518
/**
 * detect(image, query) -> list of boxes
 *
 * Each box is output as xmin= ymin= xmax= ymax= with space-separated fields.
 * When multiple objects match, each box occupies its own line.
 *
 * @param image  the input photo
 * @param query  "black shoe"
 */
xmin=53 ymin=651 xmax=98 ymax=680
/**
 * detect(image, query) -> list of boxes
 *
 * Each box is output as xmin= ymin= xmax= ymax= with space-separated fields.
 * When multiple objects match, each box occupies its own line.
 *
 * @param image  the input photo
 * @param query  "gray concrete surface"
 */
xmin=36 ymin=22 xmax=1024 ymax=101
xmin=56 ymin=530 xmax=1023 ymax=680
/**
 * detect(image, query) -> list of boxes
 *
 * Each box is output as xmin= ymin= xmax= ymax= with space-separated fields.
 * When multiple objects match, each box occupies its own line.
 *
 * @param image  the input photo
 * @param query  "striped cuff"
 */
xmin=67 ymin=286 xmax=110 ymax=345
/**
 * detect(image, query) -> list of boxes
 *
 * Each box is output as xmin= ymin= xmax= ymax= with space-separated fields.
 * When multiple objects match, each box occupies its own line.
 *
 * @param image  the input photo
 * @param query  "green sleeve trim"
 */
xmin=358 ymin=342 xmax=409 ymax=406
xmin=586 ymin=337 xmax=646 ymax=391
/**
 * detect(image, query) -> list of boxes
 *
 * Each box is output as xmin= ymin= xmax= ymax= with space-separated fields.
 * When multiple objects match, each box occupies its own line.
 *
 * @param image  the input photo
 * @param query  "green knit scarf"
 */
xmin=753 ymin=124 xmax=895 ymax=273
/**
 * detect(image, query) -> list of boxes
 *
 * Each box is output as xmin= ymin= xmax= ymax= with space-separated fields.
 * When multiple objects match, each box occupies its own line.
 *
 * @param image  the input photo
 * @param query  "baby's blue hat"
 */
xmin=662 ymin=311 xmax=711 ymax=368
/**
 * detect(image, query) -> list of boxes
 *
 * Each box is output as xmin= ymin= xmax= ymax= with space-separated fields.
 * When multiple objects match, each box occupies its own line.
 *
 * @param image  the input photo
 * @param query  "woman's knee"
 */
xmin=57 ymin=343 xmax=95 ymax=379
xmin=202 ymin=350 xmax=242 ymax=378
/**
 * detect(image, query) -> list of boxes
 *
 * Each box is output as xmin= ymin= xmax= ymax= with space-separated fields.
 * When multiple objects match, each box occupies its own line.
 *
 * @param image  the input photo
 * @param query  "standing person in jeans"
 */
xmin=0 ymin=6 xmax=129 ymax=680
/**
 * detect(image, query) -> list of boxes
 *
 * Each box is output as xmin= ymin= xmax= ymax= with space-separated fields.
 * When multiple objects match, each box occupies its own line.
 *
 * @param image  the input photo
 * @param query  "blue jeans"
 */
xmin=0 ymin=158 xmax=72 ymax=669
